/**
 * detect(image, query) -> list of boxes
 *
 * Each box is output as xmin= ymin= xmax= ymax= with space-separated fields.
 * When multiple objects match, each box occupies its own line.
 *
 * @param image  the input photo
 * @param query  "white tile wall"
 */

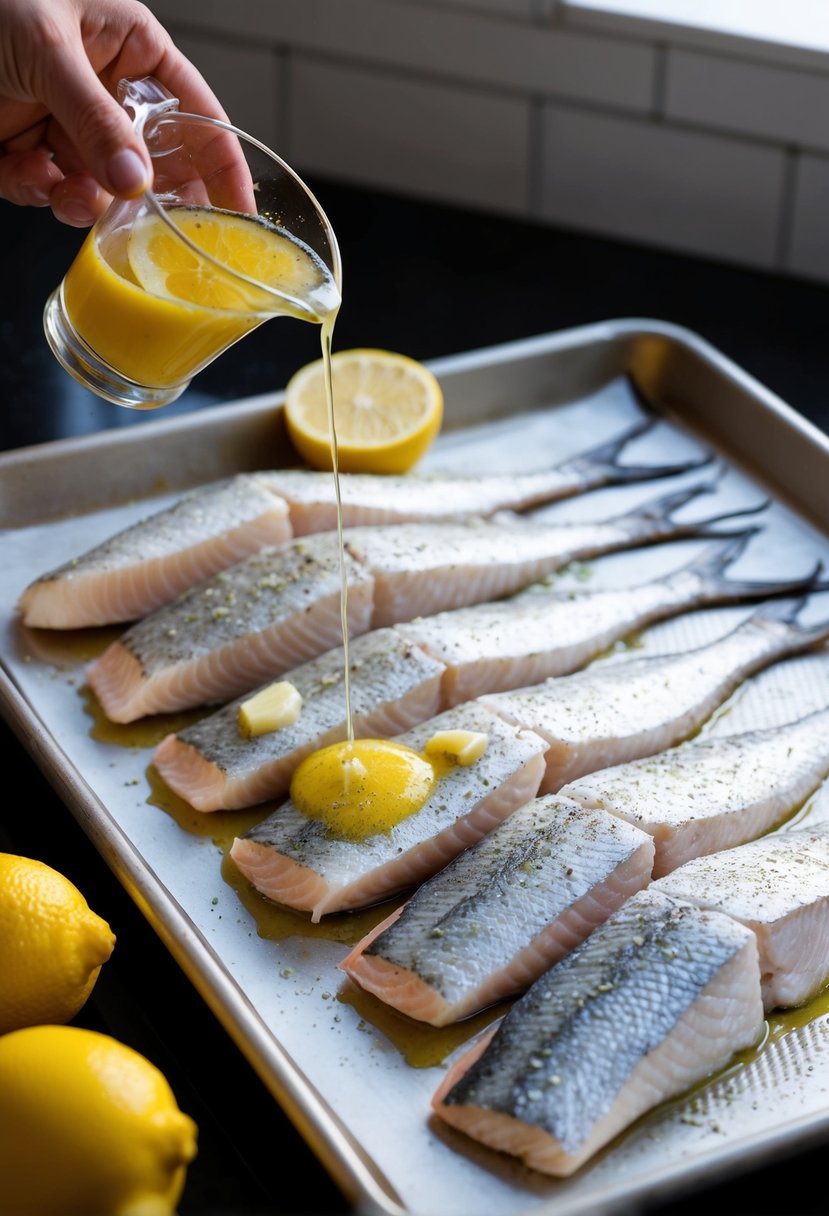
xmin=168 ymin=29 xmax=282 ymax=149
xmin=788 ymin=154 xmax=829 ymax=282
xmin=408 ymin=0 xmax=537 ymax=17
xmin=666 ymin=49 xmax=829 ymax=154
xmin=151 ymin=0 xmax=655 ymax=112
xmin=146 ymin=0 xmax=829 ymax=283
xmin=560 ymin=0 xmax=829 ymax=71
xmin=539 ymin=106 xmax=784 ymax=266
xmin=289 ymin=57 xmax=531 ymax=214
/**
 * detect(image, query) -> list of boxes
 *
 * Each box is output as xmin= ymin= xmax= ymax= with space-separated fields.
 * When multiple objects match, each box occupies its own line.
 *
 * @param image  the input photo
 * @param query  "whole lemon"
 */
xmin=0 ymin=1024 xmax=198 ymax=1216
xmin=0 ymin=852 xmax=116 ymax=1034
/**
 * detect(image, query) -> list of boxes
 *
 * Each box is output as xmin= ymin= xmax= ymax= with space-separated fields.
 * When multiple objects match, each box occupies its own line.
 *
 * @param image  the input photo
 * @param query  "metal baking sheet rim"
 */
xmin=3 ymin=315 xmax=828 ymax=529
xmin=0 ymin=663 xmax=406 ymax=1216
xmin=2 ymin=316 xmax=829 ymax=1216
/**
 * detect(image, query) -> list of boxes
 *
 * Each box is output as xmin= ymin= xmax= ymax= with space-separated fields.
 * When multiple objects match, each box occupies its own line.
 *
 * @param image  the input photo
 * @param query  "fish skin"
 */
xmin=17 ymin=413 xmax=707 ymax=628
xmin=398 ymin=539 xmax=821 ymax=708
xmin=153 ymin=629 xmax=445 ymax=811
xmin=151 ymin=545 xmax=823 ymax=813
xmin=17 ymin=474 xmax=292 ymax=629
xmin=87 ymin=533 xmax=374 ymax=722
xmin=560 ymin=705 xmax=829 ymax=877
xmin=260 ymin=414 xmax=708 ymax=534
xmin=229 ymin=703 xmax=548 ymax=922
xmin=85 ymin=486 xmax=729 ymax=723
xmin=482 ymin=603 xmax=829 ymax=794
xmin=339 ymin=796 xmax=654 ymax=1026
xmin=653 ymin=825 xmax=829 ymax=1010
xmin=431 ymin=888 xmax=763 ymax=1177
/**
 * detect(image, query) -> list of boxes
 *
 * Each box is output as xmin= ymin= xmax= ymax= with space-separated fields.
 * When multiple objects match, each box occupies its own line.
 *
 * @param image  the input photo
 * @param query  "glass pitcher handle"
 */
xmin=116 ymin=76 xmax=180 ymax=137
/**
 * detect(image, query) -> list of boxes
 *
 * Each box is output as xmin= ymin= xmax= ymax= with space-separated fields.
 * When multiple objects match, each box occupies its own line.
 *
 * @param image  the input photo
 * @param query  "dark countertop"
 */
xmin=1 ymin=177 xmax=828 ymax=1216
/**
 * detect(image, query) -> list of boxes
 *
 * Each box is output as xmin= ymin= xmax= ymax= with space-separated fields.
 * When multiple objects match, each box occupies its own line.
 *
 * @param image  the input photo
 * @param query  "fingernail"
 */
xmin=107 ymin=148 xmax=150 ymax=197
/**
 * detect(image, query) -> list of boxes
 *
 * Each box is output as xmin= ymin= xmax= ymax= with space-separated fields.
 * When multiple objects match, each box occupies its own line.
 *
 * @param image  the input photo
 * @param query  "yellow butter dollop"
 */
xmin=424 ymin=729 xmax=488 ymax=767
xmin=238 ymin=681 xmax=302 ymax=737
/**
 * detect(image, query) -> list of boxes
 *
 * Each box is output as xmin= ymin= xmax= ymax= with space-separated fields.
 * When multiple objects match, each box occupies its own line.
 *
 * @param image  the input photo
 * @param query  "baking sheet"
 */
xmin=2 ymin=319 xmax=829 ymax=1216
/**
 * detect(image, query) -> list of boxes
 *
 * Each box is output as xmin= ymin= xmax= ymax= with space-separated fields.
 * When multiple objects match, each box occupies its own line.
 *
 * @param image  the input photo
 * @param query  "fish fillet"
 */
xmin=482 ymin=601 xmax=829 ymax=793
xmin=261 ymin=413 xmax=706 ymax=533
xmin=18 ymin=411 xmax=708 ymax=628
xmin=87 ymin=534 xmax=375 ymax=721
xmin=153 ymin=550 xmax=824 ymax=812
xmin=561 ymin=704 xmax=829 ymax=876
xmin=18 ymin=475 xmax=292 ymax=629
xmin=431 ymin=888 xmax=763 ymax=1177
xmin=654 ymin=825 xmax=829 ymax=1009
xmin=153 ymin=629 xmax=444 ymax=810
xmin=229 ymin=703 xmax=548 ymax=921
xmin=340 ymin=796 xmax=654 ymax=1025
xmin=87 ymin=484 xmax=728 ymax=723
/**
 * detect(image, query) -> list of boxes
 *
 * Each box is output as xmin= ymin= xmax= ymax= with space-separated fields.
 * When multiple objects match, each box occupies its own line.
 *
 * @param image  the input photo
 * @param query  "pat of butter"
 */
xmin=424 ymin=729 xmax=488 ymax=767
xmin=238 ymin=681 xmax=302 ymax=737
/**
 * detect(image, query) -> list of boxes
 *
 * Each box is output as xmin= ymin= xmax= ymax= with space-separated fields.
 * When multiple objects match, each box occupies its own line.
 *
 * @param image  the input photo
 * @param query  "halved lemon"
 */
xmin=284 ymin=348 xmax=444 ymax=474
xmin=127 ymin=205 xmax=332 ymax=315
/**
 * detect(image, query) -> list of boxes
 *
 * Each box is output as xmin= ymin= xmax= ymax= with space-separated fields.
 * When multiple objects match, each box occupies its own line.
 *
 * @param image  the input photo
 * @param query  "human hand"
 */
xmin=0 ymin=0 xmax=230 ymax=227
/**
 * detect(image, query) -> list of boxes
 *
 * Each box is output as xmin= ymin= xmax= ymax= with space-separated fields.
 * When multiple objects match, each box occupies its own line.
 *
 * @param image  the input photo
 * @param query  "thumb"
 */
xmin=37 ymin=42 xmax=152 ymax=198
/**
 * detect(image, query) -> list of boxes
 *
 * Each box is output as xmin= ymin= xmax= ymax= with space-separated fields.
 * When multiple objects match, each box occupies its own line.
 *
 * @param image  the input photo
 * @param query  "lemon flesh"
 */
xmin=0 ymin=852 xmax=115 ymax=1034
xmin=0 ymin=1025 xmax=197 ymax=1216
xmin=127 ymin=205 xmax=339 ymax=320
xmin=284 ymin=347 xmax=444 ymax=474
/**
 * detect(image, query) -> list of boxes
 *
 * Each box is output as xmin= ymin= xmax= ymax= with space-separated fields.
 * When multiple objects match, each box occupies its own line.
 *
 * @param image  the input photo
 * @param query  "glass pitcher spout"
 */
xmin=117 ymin=76 xmax=180 ymax=136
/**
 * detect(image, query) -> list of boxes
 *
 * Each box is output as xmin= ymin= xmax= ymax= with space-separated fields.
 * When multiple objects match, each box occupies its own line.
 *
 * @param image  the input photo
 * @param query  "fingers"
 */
xmin=34 ymin=37 xmax=152 ymax=200
xmin=49 ymin=172 xmax=112 ymax=227
xmin=0 ymin=147 xmax=63 ymax=208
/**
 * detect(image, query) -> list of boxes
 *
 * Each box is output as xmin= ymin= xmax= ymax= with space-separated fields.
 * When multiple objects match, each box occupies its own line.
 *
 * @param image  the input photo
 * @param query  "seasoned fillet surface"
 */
xmin=85 ymin=534 xmax=375 ymax=721
xmin=18 ymin=475 xmax=292 ymax=629
xmin=153 ymin=629 xmax=445 ymax=810
xmin=259 ymin=464 xmax=616 ymax=533
xmin=230 ymin=702 xmax=548 ymax=920
xmin=654 ymin=825 xmax=829 ymax=1009
xmin=562 ymin=705 xmax=829 ymax=876
xmin=343 ymin=518 xmax=633 ymax=627
xmin=342 ymin=796 xmax=654 ymax=1025
xmin=433 ymin=888 xmax=763 ymax=1176
xmin=482 ymin=612 xmax=821 ymax=792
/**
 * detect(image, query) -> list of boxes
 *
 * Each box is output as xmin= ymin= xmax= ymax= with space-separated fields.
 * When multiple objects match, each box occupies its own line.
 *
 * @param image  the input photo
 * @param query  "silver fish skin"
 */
xmin=152 ymin=542 xmax=821 ymax=812
xmin=339 ymin=796 xmax=654 ymax=1026
xmin=653 ymin=825 xmax=829 ymax=1010
xmin=340 ymin=482 xmax=722 ymax=628
xmin=399 ymin=536 xmax=819 ymax=707
xmin=86 ymin=483 xmax=723 ymax=723
xmin=86 ymin=532 xmax=375 ymax=721
xmin=431 ymin=888 xmax=763 ymax=1178
xmin=153 ymin=629 xmax=445 ymax=811
xmin=17 ymin=413 xmax=708 ymax=629
xmin=260 ymin=415 xmax=708 ymax=534
xmin=560 ymin=704 xmax=829 ymax=877
xmin=229 ymin=702 xmax=548 ymax=922
xmin=481 ymin=600 xmax=829 ymax=795
xmin=17 ymin=474 xmax=293 ymax=629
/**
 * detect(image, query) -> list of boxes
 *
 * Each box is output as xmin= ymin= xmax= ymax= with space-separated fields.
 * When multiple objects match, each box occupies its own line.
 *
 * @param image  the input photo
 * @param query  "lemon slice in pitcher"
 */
xmin=127 ymin=206 xmax=329 ymax=313
xmin=284 ymin=348 xmax=444 ymax=474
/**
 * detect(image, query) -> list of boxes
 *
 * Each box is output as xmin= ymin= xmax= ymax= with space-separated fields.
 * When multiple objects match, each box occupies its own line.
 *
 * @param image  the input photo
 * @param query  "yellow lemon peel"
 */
xmin=0 ymin=1025 xmax=197 ymax=1216
xmin=0 ymin=852 xmax=115 ymax=1034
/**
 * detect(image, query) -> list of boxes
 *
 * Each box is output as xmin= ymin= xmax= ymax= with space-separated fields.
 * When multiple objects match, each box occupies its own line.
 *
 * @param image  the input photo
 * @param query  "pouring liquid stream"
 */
xmin=321 ymin=310 xmax=356 ymax=756
xmin=290 ymin=313 xmax=444 ymax=835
